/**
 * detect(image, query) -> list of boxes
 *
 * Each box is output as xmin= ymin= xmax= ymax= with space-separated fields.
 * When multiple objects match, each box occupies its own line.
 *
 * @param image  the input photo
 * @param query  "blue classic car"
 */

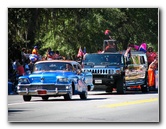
xmin=17 ymin=60 xmax=94 ymax=101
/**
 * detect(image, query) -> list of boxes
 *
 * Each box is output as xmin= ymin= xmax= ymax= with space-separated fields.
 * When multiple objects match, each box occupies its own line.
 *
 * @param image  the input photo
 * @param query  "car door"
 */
xmin=73 ymin=63 xmax=86 ymax=92
xmin=125 ymin=54 xmax=147 ymax=86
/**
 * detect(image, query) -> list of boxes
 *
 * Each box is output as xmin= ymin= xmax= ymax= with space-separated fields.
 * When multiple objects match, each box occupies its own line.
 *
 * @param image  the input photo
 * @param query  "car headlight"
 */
xmin=58 ymin=78 xmax=69 ymax=82
xmin=18 ymin=78 xmax=29 ymax=84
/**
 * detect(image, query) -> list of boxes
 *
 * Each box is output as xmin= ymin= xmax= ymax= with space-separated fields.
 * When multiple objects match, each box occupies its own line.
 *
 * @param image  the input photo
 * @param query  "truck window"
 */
xmin=83 ymin=54 xmax=122 ymax=65
xmin=130 ymin=55 xmax=145 ymax=65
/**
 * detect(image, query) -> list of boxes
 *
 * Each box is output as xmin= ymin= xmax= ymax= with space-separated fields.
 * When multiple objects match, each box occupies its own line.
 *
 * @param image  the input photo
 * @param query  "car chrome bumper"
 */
xmin=17 ymin=84 xmax=72 ymax=96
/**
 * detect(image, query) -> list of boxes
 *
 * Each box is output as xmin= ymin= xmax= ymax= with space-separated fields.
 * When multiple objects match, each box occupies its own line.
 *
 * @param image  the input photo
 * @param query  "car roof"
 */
xmin=35 ymin=60 xmax=77 ymax=64
xmin=86 ymin=50 xmax=146 ymax=55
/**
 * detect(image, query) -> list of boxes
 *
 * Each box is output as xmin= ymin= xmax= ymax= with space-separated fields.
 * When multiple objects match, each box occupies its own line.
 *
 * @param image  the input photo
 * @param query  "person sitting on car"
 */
xmin=104 ymin=42 xmax=116 ymax=52
xmin=124 ymin=42 xmax=147 ymax=58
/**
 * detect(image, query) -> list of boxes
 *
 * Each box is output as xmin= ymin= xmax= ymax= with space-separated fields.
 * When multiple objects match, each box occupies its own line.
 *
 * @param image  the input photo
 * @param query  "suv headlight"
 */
xmin=57 ymin=78 xmax=69 ymax=82
xmin=18 ymin=78 xmax=29 ymax=84
xmin=116 ymin=70 xmax=121 ymax=74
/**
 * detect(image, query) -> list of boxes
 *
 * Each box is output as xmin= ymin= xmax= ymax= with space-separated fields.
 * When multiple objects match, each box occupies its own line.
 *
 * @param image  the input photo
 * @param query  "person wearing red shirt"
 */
xmin=146 ymin=47 xmax=157 ymax=66
xmin=16 ymin=62 xmax=25 ymax=76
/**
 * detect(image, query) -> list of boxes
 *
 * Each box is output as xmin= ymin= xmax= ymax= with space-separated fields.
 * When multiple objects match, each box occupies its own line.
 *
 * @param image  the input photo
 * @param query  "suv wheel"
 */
xmin=141 ymin=84 xmax=149 ymax=93
xmin=106 ymin=86 xmax=113 ymax=93
xmin=116 ymin=76 xmax=126 ymax=94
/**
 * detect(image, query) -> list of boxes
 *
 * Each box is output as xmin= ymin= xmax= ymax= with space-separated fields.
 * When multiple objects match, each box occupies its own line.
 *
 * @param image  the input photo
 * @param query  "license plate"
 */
xmin=37 ymin=90 xmax=47 ymax=95
xmin=95 ymin=80 xmax=102 ymax=84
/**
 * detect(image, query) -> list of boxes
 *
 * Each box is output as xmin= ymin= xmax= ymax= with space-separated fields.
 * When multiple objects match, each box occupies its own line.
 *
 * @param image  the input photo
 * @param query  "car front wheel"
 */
xmin=80 ymin=91 xmax=87 ymax=100
xmin=23 ymin=95 xmax=31 ymax=101
xmin=42 ymin=96 xmax=49 ymax=101
xmin=64 ymin=86 xmax=73 ymax=100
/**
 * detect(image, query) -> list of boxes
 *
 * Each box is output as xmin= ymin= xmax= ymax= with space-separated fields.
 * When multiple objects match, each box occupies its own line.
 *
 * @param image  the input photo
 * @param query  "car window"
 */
xmin=73 ymin=63 xmax=82 ymax=71
xmin=129 ymin=55 xmax=145 ymax=65
xmin=33 ymin=62 xmax=74 ymax=72
xmin=140 ymin=56 xmax=145 ymax=64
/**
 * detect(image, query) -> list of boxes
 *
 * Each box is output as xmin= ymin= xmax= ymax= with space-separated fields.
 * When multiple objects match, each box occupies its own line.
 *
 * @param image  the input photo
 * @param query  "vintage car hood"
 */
xmin=27 ymin=71 xmax=74 ymax=83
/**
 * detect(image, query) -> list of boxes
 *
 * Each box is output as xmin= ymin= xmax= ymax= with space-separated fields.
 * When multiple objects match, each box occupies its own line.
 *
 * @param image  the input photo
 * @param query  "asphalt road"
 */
xmin=8 ymin=90 xmax=159 ymax=122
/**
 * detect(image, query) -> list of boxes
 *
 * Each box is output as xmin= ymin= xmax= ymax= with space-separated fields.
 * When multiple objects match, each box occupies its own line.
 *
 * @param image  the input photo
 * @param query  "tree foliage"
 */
xmin=8 ymin=8 xmax=158 ymax=61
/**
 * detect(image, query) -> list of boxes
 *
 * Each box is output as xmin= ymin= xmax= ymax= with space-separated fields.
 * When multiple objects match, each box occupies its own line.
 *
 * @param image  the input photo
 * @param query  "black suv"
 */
xmin=82 ymin=51 xmax=149 ymax=94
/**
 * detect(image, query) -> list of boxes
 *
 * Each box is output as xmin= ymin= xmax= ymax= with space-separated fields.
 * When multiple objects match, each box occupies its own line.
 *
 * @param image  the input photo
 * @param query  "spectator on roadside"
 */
xmin=12 ymin=60 xmax=18 ymax=71
xmin=147 ymin=47 xmax=157 ymax=66
xmin=32 ymin=46 xmax=39 ymax=55
xmin=16 ymin=62 xmax=25 ymax=76
xmin=14 ymin=45 xmax=22 ymax=64
xmin=46 ymin=47 xmax=55 ymax=60
xmin=21 ymin=47 xmax=27 ymax=66
xmin=148 ymin=54 xmax=158 ymax=87
xmin=24 ymin=49 xmax=31 ymax=60
xmin=24 ymin=59 xmax=31 ymax=75
xmin=28 ymin=61 xmax=34 ymax=73
xmin=53 ymin=50 xmax=62 ymax=60
xmin=149 ymin=53 xmax=158 ymax=70
xmin=29 ymin=54 xmax=38 ymax=63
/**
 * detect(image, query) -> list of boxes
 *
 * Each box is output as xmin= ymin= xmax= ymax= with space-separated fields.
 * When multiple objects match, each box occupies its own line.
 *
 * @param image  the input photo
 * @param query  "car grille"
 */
xmin=30 ymin=77 xmax=56 ymax=83
xmin=20 ymin=85 xmax=66 ymax=90
xmin=83 ymin=69 xmax=115 ymax=74
xmin=93 ymin=75 xmax=108 ymax=79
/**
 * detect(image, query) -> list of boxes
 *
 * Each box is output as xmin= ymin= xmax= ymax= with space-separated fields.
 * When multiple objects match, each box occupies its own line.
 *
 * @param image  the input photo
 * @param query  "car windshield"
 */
xmin=83 ymin=54 xmax=123 ymax=66
xmin=33 ymin=62 xmax=73 ymax=72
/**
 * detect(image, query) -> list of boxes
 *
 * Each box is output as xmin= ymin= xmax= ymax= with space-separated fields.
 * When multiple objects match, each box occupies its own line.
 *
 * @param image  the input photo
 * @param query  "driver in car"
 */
xmin=65 ymin=64 xmax=73 ymax=71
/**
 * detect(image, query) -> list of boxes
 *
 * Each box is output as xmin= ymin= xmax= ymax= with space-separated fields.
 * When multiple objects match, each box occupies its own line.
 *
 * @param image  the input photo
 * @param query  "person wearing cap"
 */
xmin=104 ymin=29 xmax=112 ymax=40
xmin=32 ymin=46 xmax=38 ymax=55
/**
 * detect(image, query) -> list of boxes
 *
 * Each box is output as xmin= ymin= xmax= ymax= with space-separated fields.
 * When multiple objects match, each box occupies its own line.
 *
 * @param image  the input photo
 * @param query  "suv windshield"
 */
xmin=83 ymin=54 xmax=123 ymax=66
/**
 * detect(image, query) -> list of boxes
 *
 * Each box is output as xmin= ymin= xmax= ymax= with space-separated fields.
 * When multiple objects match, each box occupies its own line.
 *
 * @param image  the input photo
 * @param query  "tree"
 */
xmin=8 ymin=8 xmax=158 ymax=61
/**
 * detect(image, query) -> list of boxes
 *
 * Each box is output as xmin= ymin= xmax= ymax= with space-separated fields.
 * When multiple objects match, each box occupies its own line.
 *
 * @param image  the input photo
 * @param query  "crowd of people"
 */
xmin=8 ymin=46 xmax=67 ymax=93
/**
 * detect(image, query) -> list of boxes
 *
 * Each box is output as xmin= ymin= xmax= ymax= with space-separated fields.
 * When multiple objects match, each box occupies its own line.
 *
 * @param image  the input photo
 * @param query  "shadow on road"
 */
xmin=32 ymin=97 xmax=107 ymax=102
xmin=8 ymin=109 xmax=30 ymax=114
xmin=90 ymin=90 xmax=158 ymax=95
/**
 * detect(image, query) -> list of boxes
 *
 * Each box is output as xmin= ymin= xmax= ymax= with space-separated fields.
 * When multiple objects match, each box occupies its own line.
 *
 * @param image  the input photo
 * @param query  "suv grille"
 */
xmin=83 ymin=69 xmax=115 ymax=74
